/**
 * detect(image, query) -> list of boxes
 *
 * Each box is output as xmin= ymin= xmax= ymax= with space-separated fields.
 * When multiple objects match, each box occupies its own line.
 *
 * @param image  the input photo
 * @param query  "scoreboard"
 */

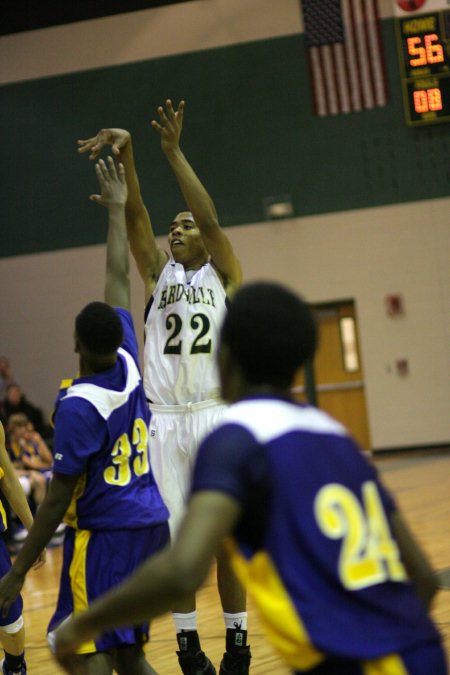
xmin=395 ymin=4 xmax=450 ymax=126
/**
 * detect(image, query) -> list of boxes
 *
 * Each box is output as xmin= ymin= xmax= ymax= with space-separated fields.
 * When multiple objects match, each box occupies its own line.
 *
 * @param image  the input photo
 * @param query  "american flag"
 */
xmin=300 ymin=0 xmax=388 ymax=116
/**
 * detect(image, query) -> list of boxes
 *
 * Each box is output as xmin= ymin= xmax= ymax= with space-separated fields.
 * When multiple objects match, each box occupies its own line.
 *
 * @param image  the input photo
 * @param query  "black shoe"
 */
xmin=176 ymin=629 xmax=216 ymax=675
xmin=177 ymin=649 xmax=216 ymax=675
xmin=219 ymin=646 xmax=251 ymax=674
xmin=1 ymin=658 xmax=27 ymax=675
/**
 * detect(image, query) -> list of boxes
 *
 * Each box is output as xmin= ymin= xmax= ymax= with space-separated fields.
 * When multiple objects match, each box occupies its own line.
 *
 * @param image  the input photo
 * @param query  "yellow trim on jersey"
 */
xmin=0 ymin=466 xmax=7 ymax=529
xmin=0 ymin=500 xmax=7 ymax=531
xmin=363 ymin=653 xmax=409 ymax=675
xmin=225 ymin=539 xmax=325 ymax=671
xmin=8 ymin=442 xmax=22 ymax=461
xmin=63 ymin=473 xmax=87 ymax=529
xmin=70 ymin=528 xmax=97 ymax=655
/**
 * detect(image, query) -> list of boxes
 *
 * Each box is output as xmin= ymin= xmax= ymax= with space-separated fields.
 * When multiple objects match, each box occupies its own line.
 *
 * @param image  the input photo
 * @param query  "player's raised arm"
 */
xmin=78 ymin=128 xmax=167 ymax=299
xmin=90 ymin=157 xmax=130 ymax=309
xmin=152 ymin=100 xmax=242 ymax=295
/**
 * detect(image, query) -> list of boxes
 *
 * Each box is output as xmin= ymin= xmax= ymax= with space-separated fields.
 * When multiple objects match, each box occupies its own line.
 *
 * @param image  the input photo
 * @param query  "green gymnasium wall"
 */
xmin=2 ymin=18 xmax=450 ymax=258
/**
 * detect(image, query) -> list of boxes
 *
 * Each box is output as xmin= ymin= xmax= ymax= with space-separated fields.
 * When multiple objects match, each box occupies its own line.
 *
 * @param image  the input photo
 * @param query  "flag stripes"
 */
xmin=300 ymin=0 xmax=388 ymax=116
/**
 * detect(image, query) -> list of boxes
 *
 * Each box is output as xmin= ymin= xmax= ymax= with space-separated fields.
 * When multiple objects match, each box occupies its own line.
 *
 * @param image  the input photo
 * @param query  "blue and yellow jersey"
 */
xmin=9 ymin=438 xmax=45 ymax=467
xmin=52 ymin=308 xmax=169 ymax=531
xmin=191 ymin=395 xmax=441 ymax=671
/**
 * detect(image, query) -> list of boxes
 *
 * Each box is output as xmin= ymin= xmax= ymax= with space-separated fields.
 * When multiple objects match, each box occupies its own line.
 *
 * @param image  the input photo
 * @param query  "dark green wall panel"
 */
xmin=2 ymin=20 xmax=450 ymax=258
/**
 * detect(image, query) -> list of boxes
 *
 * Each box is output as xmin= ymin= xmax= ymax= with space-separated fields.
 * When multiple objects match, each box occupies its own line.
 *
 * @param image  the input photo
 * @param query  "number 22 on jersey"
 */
xmin=164 ymin=312 xmax=212 ymax=355
xmin=314 ymin=480 xmax=407 ymax=590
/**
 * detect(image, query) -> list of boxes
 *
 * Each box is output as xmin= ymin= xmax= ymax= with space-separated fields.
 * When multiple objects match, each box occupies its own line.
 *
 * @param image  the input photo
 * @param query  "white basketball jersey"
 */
xmin=144 ymin=260 xmax=227 ymax=405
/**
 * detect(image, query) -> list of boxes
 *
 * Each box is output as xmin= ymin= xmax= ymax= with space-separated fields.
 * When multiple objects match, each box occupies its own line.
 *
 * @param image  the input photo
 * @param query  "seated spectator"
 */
xmin=6 ymin=414 xmax=51 ymax=512
xmin=6 ymin=414 xmax=64 ymax=546
xmin=0 ymin=356 xmax=14 ymax=400
xmin=8 ymin=414 xmax=53 ymax=473
xmin=3 ymin=383 xmax=52 ymax=440
xmin=0 ymin=357 xmax=14 ymax=425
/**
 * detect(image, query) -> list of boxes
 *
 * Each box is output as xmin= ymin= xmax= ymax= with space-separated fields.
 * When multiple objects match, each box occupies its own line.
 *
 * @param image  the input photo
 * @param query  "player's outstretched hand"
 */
xmin=90 ymin=157 xmax=127 ymax=208
xmin=151 ymin=99 xmax=184 ymax=155
xmin=77 ymin=128 xmax=131 ymax=161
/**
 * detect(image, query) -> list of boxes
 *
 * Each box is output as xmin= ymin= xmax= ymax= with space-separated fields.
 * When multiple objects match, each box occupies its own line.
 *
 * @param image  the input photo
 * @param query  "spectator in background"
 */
xmin=0 ymin=359 xmax=14 ymax=427
xmin=3 ymin=385 xmax=51 ymax=441
xmin=6 ymin=414 xmax=50 ymax=514
xmin=6 ymin=415 xmax=63 ymax=546
xmin=0 ymin=358 xmax=14 ymax=404
xmin=7 ymin=414 xmax=52 ymax=475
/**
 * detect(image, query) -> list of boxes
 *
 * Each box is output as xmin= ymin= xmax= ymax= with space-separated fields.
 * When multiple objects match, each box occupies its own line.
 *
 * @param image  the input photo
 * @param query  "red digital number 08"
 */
xmin=413 ymin=88 xmax=443 ymax=113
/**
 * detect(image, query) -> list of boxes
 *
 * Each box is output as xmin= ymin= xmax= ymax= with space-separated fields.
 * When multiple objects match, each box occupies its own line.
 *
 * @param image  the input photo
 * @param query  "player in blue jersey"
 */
xmin=0 ymin=157 xmax=170 ymax=674
xmin=52 ymin=281 xmax=447 ymax=675
xmin=78 ymin=100 xmax=248 ymax=675
xmin=0 ymin=421 xmax=45 ymax=675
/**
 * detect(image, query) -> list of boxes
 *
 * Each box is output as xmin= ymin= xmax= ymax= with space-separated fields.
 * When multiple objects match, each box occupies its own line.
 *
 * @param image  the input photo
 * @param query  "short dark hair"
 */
xmin=75 ymin=302 xmax=123 ymax=357
xmin=221 ymin=282 xmax=317 ymax=388
xmin=7 ymin=413 xmax=29 ymax=429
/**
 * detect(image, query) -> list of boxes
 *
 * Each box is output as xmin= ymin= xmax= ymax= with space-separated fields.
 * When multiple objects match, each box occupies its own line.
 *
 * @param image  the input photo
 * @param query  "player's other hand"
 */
xmin=77 ymin=129 xmax=131 ymax=160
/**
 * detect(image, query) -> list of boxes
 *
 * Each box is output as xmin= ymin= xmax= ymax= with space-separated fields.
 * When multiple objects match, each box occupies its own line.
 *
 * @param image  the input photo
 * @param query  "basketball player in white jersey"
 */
xmin=78 ymin=100 xmax=250 ymax=675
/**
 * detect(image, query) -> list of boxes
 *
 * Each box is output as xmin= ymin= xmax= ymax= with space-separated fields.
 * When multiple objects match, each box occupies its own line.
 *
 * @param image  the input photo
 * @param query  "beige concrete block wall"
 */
xmin=1 ymin=197 xmax=449 ymax=450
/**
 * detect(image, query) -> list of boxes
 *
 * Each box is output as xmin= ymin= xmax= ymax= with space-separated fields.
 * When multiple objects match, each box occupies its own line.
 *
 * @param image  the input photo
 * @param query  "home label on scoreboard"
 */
xmin=395 ymin=2 xmax=450 ymax=126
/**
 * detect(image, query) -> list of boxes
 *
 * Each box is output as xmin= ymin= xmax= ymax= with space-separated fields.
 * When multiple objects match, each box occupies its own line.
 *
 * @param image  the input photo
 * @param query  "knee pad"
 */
xmin=0 ymin=615 xmax=24 ymax=634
